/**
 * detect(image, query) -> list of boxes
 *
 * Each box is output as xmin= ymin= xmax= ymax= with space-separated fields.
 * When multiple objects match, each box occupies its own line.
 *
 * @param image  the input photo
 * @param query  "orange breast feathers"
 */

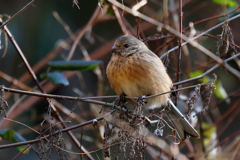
xmin=106 ymin=51 xmax=172 ymax=109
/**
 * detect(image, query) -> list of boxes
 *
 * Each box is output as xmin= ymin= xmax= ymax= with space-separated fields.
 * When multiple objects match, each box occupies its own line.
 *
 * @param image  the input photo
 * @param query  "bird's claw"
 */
xmin=137 ymin=95 xmax=147 ymax=106
xmin=119 ymin=94 xmax=127 ymax=105
xmin=114 ymin=94 xmax=128 ymax=108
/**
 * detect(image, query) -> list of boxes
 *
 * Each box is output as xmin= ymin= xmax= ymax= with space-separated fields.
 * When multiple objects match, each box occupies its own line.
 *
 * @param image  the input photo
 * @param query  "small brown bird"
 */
xmin=106 ymin=35 xmax=200 ymax=141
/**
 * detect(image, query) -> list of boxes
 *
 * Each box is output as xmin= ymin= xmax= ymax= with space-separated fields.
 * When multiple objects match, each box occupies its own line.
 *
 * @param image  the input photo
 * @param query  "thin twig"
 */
xmin=0 ymin=85 xmax=116 ymax=102
xmin=1 ymin=22 xmax=94 ymax=160
xmin=1 ymin=22 xmax=153 ymax=129
xmin=162 ymin=0 xmax=169 ymax=25
xmin=1 ymin=53 xmax=239 ymax=104
xmin=175 ymin=0 xmax=183 ymax=106
xmin=0 ymin=81 xmax=210 ymax=102
xmin=231 ymin=138 xmax=240 ymax=160
xmin=0 ymin=71 xmax=32 ymax=91
xmin=112 ymin=4 xmax=129 ymax=35
xmin=12 ymin=120 xmax=72 ymax=160
xmin=132 ymin=0 xmax=147 ymax=14
xmin=0 ymin=0 xmax=37 ymax=28
xmin=144 ymin=81 xmax=210 ymax=99
xmin=108 ymin=0 xmax=240 ymax=78
xmin=0 ymin=112 xmax=112 ymax=150
xmin=2 ymin=26 xmax=44 ymax=92
xmin=183 ymin=6 xmax=240 ymax=32
xmin=204 ymin=33 xmax=240 ymax=49
xmin=159 ymin=12 xmax=240 ymax=59
xmin=154 ymin=6 xmax=240 ymax=54
xmin=154 ymin=36 xmax=176 ymax=53
xmin=173 ymin=52 xmax=240 ymax=86
xmin=67 ymin=6 xmax=101 ymax=60
xmin=203 ymin=130 xmax=240 ymax=159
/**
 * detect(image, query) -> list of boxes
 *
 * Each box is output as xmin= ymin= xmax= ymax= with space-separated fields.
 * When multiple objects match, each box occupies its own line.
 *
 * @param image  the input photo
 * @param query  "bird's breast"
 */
xmin=107 ymin=55 xmax=144 ymax=94
xmin=106 ymin=53 xmax=172 ymax=108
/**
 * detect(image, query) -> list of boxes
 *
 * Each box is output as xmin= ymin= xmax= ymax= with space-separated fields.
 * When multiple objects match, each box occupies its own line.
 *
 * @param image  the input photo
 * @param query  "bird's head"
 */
xmin=111 ymin=35 xmax=146 ymax=57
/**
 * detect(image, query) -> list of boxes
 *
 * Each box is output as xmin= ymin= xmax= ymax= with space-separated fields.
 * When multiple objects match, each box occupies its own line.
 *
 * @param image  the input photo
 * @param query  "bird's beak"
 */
xmin=111 ymin=45 xmax=118 ymax=53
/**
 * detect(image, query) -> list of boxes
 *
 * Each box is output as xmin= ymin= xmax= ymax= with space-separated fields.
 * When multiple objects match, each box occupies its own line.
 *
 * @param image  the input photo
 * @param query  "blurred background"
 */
xmin=0 ymin=0 xmax=240 ymax=159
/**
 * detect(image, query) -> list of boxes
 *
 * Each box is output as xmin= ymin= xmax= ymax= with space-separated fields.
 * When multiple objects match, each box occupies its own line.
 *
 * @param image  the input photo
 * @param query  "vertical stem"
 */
xmin=163 ymin=0 xmax=169 ymax=25
xmin=175 ymin=0 xmax=183 ymax=105
xmin=136 ymin=0 xmax=140 ymax=38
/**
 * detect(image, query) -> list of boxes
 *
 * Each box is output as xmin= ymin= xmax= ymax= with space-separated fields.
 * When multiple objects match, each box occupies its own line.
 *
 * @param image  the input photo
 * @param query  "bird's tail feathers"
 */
xmin=165 ymin=99 xmax=200 ymax=141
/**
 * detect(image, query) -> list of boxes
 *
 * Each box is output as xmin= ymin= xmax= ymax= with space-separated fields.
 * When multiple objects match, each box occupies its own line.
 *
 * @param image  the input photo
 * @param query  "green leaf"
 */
xmin=218 ymin=7 xmax=238 ymax=22
xmin=0 ymin=129 xmax=14 ymax=141
xmin=214 ymin=80 xmax=228 ymax=99
xmin=0 ymin=129 xmax=30 ymax=153
xmin=213 ymin=0 xmax=238 ymax=7
xmin=40 ymin=72 xmax=69 ymax=86
xmin=48 ymin=60 xmax=102 ymax=71
xmin=189 ymin=70 xmax=209 ymax=83
xmin=202 ymin=123 xmax=216 ymax=146
xmin=107 ymin=6 xmax=114 ymax=15
xmin=189 ymin=70 xmax=203 ymax=78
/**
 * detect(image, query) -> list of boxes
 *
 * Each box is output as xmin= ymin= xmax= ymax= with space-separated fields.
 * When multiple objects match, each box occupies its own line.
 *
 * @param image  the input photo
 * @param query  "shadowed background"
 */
xmin=0 ymin=0 xmax=240 ymax=159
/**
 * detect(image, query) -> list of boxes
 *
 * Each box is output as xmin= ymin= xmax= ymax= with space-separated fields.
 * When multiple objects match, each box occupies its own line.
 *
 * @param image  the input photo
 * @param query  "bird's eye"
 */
xmin=124 ymin=44 xmax=129 ymax=48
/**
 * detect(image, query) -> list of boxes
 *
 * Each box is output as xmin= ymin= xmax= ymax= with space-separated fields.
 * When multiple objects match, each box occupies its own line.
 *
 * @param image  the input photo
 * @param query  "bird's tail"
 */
xmin=165 ymin=99 xmax=200 ymax=141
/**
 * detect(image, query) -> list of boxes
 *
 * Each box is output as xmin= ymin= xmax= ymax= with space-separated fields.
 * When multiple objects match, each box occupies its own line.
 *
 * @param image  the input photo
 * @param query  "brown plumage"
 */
xmin=106 ymin=35 xmax=199 ymax=141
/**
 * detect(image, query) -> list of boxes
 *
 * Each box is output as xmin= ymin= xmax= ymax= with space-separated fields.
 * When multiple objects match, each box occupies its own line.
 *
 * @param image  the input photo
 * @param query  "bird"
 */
xmin=106 ymin=35 xmax=200 ymax=141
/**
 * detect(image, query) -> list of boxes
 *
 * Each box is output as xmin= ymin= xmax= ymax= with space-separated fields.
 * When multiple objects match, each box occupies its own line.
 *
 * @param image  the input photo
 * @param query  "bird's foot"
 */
xmin=113 ymin=94 xmax=128 ymax=108
xmin=119 ymin=94 xmax=127 ymax=104
xmin=137 ymin=95 xmax=147 ymax=106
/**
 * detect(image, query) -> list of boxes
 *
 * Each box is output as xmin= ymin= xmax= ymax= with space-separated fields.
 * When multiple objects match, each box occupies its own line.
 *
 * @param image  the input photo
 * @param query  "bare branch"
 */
xmin=0 ymin=0 xmax=37 ymax=28
xmin=108 ymin=0 xmax=240 ymax=78
xmin=0 ymin=112 xmax=112 ymax=150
